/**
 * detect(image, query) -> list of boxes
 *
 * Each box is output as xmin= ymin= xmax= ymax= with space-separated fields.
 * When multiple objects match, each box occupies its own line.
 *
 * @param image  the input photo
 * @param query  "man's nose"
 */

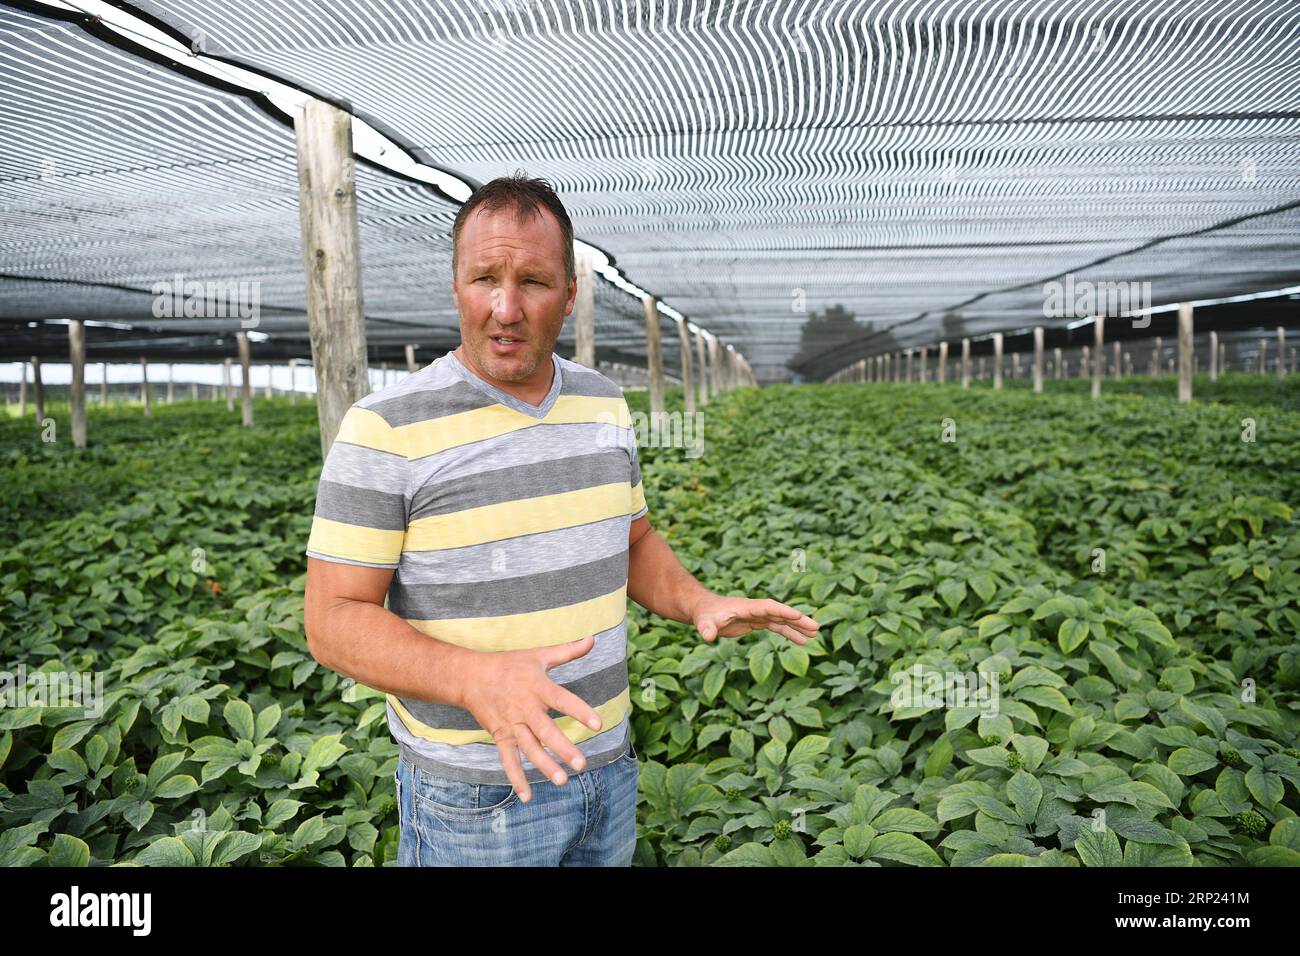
xmin=489 ymin=285 xmax=525 ymax=323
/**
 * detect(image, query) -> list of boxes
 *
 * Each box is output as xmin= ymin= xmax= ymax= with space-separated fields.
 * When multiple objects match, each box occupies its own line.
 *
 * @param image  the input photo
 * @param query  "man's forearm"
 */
xmin=627 ymin=528 xmax=713 ymax=624
xmin=307 ymin=601 xmax=477 ymax=708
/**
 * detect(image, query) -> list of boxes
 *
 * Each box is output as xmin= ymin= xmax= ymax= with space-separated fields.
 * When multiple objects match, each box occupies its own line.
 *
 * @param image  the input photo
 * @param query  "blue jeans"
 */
xmin=395 ymin=738 xmax=639 ymax=866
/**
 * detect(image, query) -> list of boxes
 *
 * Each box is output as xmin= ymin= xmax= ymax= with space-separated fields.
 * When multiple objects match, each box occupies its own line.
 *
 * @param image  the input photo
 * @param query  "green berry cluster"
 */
xmin=772 ymin=819 xmax=793 ymax=840
xmin=713 ymin=834 xmax=732 ymax=853
xmin=1220 ymin=748 xmax=1247 ymax=770
xmin=724 ymin=786 xmax=741 ymax=800
xmin=1005 ymin=750 xmax=1024 ymax=770
xmin=1232 ymin=810 xmax=1266 ymax=836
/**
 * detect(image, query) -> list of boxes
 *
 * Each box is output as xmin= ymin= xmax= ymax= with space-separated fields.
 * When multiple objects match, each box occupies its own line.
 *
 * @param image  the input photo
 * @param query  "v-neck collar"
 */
xmin=443 ymin=348 xmax=563 ymax=420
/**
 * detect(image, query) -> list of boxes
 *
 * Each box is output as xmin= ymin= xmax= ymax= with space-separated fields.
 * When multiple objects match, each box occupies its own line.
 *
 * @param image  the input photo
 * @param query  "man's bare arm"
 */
xmin=303 ymin=556 xmax=476 ymax=707
xmin=627 ymin=515 xmax=820 ymax=644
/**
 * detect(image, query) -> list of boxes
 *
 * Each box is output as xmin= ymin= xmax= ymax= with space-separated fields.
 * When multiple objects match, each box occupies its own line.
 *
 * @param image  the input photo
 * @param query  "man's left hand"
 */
xmin=692 ymin=594 xmax=820 ymax=645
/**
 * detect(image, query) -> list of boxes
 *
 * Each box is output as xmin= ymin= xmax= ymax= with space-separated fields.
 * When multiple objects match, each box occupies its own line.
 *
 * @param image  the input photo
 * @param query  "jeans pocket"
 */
xmin=620 ymin=735 xmax=638 ymax=764
xmin=414 ymin=766 xmax=519 ymax=816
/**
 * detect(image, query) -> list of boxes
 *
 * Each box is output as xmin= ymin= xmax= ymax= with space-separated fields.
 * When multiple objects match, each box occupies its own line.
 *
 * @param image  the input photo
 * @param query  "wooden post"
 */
xmin=224 ymin=358 xmax=234 ymax=411
xmin=992 ymin=333 xmax=1003 ymax=390
xmin=1081 ymin=345 xmax=1091 ymax=380
xmin=405 ymin=344 xmax=417 ymax=374
xmin=938 ymin=341 xmax=948 ymax=384
xmin=289 ymin=359 xmax=299 ymax=402
xmin=212 ymin=384 xmax=219 ymax=401
xmin=140 ymin=357 xmax=150 ymax=416
xmin=31 ymin=356 xmax=44 ymax=421
xmin=190 ymin=381 xmax=198 ymax=401
xmin=1219 ymin=342 xmax=1226 ymax=374
xmin=69 ymin=321 xmax=86 ymax=448
xmin=919 ymin=346 xmax=928 ymax=383
xmin=1259 ymin=338 xmax=1267 ymax=374
xmin=1012 ymin=352 xmax=1021 ymax=380
xmin=1177 ymin=303 xmax=1193 ymax=402
xmin=1054 ymin=347 xmax=1062 ymax=379
xmin=264 ymin=367 xmax=273 ymax=398
xmin=1124 ymin=352 xmax=1132 ymax=377
xmin=960 ymin=338 xmax=970 ymax=389
xmin=1278 ymin=327 xmax=1286 ymax=380
xmin=167 ymin=363 xmax=175 ymax=403
xmin=574 ymin=252 xmax=596 ymax=368
xmin=694 ymin=329 xmax=709 ymax=407
xmin=100 ymin=363 xmax=108 ymax=405
xmin=1112 ymin=340 xmax=1121 ymax=379
xmin=19 ymin=360 xmax=27 ymax=416
xmin=1151 ymin=337 xmax=1162 ymax=376
xmin=676 ymin=318 xmax=695 ymax=413
xmin=295 ymin=98 xmax=370 ymax=458
xmin=706 ymin=334 xmax=721 ymax=399
xmin=978 ymin=356 xmax=985 ymax=381
xmin=1209 ymin=330 xmax=1219 ymax=381
xmin=1092 ymin=316 xmax=1103 ymax=400
xmin=237 ymin=332 xmax=253 ymax=427
xmin=1033 ymin=326 xmax=1044 ymax=394
xmin=643 ymin=297 xmax=664 ymax=412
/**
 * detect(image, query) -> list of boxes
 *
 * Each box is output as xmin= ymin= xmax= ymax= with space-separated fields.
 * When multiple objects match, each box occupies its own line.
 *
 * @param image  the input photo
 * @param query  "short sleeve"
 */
xmin=305 ymin=405 xmax=409 ymax=568
xmin=624 ymin=399 xmax=649 ymax=521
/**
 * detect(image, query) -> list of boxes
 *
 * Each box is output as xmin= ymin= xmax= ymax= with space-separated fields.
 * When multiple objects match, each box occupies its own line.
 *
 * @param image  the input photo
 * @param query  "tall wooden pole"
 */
xmin=1259 ymin=338 xmax=1267 ymax=374
xmin=237 ymin=332 xmax=254 ymax=427
xmin=938 ymin=341 xmax=948 ymax=384
xmin=1278 ymin=327 xmax=1287 ymax=380
xmin=405 ymin=345 xmax=417 ymax=374
xmin=19 ymin=360 xmax=27 ymax=415
xmin=1033 ymin=326 xmax=1044 ymax=394
xmin=69 ymin=321 xmax=86 ymax=448
xmin=264 ymin=367 xmax=273 ymax=398
xmin=1091 ymin=316 xmax=1104 ymax=400
xmin=1151 ymin=336 xmax=1162 ymax=376
xmin=1112 ymin=340 xmax=1120 ymax=379
xmin=1012 ymin=352 xmax=1021 ymax=381
xmin=190 ymin=381 xmax=197 ymax=401
xmin=919 ymin=346 xmax=928 ymax=383
xmin=224 ymin=358 xmax=234 ymax=411
xmin=694 ymin=329 xmax=709 ymax=407
xmin=643 ymin=297 xmax=664 ymax=413
xmin=1054 ymin=347 xmax=1062 ymax=379
xmin=167 ymin=363 xmax=175 ymax=403
xmin=31 ymin=356 xmax=44 ymax=421
xmin=676 ymin=318 xmax=695 ymax=413
xmin=574 ymin=252 xmax=596 ymax=369
xmin=1209 ymin=331 xmax=1219 ymax=381
xmin=289 ymin=359 xmax=299 ymax=402
xmin=992 ymin=333 xmax=1003 ymax=390
xmin=295 ymin=98 xmax=369 ymax=459
xmin=960 ymin=338 xmax=970 ymax=389
xmin=100 ymin=362 xmax=107 ymax=405
xmin=140 ymin=357 xmax=150 ymax=416
xmin=1177 ymin=304 xmax=1193 ymax=402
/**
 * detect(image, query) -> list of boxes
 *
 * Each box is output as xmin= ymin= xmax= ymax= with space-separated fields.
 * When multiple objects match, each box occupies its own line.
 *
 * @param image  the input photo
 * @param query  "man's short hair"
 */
xmin=451 ymin=171 xmax=575 ymax=284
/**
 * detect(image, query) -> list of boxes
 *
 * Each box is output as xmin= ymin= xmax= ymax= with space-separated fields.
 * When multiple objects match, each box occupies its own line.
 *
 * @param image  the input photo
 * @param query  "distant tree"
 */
xmin=789 ymin=303 xmax=902 ymax=380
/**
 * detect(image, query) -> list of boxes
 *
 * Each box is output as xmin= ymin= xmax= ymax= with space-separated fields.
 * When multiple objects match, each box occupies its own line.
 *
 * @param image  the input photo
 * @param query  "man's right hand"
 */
xmin=458 ymin=634 xmax=604 ymax=802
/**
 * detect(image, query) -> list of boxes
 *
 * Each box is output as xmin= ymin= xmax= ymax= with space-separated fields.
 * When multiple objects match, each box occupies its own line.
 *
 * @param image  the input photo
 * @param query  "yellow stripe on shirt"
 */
xmin=388 ymin=687 xmax=631 ymax=746
xmin=405 ymin=481 xmax=634 ymax=551
xmin=406 ymin=587 xmax=628 ymax=652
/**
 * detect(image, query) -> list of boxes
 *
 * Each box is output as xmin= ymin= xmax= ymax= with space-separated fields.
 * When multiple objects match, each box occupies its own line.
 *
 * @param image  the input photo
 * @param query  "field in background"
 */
xmin=1 ymin=381 xmax=1297 ymax=866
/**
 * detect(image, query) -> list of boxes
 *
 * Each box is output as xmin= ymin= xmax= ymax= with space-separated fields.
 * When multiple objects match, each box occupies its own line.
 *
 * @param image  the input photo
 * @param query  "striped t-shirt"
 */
xmin=305 ymin=349 xmax=646 ymax=785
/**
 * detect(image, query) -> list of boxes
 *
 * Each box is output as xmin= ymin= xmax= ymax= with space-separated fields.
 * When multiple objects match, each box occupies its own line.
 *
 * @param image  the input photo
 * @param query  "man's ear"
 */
xmin=564 ymin=273 xmax=577 ymax=316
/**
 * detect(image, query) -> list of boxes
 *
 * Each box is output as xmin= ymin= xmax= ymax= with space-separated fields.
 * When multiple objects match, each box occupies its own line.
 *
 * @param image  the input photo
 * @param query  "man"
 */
xmin=303 ymin=174 xmax=819 ymax=866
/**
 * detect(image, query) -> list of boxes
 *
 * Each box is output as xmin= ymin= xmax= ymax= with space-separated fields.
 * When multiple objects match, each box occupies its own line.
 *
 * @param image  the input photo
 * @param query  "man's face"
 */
xmin=452 ymin=205 xmax=576 ymax=386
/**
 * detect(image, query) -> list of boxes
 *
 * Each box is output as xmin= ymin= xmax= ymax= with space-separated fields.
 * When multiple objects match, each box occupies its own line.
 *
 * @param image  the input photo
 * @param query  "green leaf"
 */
xmin=937 ymin=579 xmax=966 ymax=612
xmin=135 ymin=836 xmax=196 ymax=867
xmin=1058 ymin=618 xmax=1090 ymax=654
xmin=866 ymin=831 xmax=942 ymax=866
xmin=223 ymin=699 xmax=255 ymax=741
xmin=47 ymin=834 xmax=91 ymax=868
xmin=1007 ymin=771 xmax=1043 ymax=824
xmin=1168 ymin=748 xmax=1219 ymax=776
xmin=1245 ymin=766 xmax=1284 ymax=808
xmin=1073 ymin=826 xmax=1123 ymax=867
xmin=873 ymin=808 xmax=940 ymax=834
